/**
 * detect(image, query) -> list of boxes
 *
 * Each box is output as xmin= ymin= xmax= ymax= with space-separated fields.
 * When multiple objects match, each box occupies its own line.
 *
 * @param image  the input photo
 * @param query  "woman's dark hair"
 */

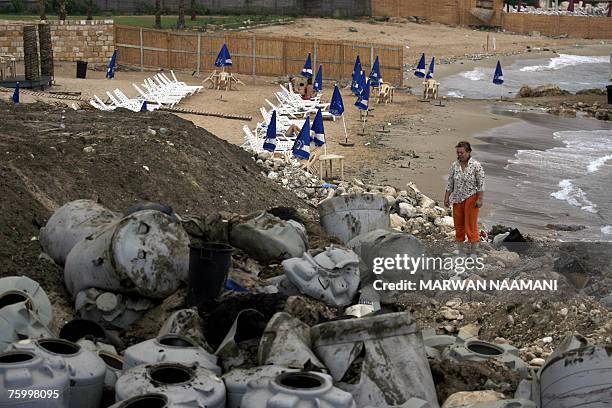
xmin=455 ymin=141 xmax=472 ymax=152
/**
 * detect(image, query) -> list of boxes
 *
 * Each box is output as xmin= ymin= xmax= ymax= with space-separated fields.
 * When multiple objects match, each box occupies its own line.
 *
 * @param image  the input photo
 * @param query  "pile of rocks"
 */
xmin=518 ymin=84 xmax=570 ymax=98
xmin=253 ymin=151 xmax=456 ymax=240
xmin=548 ymin=101 xmax=612 ymax=121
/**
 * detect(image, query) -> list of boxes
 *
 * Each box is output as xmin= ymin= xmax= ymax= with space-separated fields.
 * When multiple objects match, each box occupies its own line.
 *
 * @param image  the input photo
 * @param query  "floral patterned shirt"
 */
xmin=446 ymin=158 xmax=485 ymax=204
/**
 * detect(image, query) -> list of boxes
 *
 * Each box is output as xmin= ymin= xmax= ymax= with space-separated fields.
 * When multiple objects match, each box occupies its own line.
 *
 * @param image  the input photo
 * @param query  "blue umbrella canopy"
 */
xmin=292 ymin=118 xmax=311 ymax=159
xmin=329 ymin=85 xmax=345 ymax=116
xmin=359 ymin=69 xmax=367 ymax=93
xmin=215 ymin=44 xmax=233 ymax=67
xmin=263 ymin=111 xmax=277 ymax=152
xmin=355 ymin=80 xmax=370 ymax=110
xmin=301 ymin=53 xmax=313 ymax=78
xmin=351 ymin=55 xmax=363 ymax=95
xmin=12 ymin=82 xmax=19 ymax=103
xmin=493 ymin=61 xmax=504 ymax=85
xmin=106 ymin=49 xmax=117 ymax=79
xmin=414 ymin=53 xmax=426 ymax=78
xmin=369 ymin=56 xmax=382 ymax=87
xmin=312 ymin=108 xmax=325 ymax=147
xmin=313 ymin=65 xmax=323 ymax=93
xmin=425 ymin=57 xmax=435 ymax=79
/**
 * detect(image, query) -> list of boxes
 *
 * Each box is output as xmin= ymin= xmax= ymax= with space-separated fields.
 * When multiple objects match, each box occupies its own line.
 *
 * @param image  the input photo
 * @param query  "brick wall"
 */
xmin=0 ymin=19 xmax=114 ymax=63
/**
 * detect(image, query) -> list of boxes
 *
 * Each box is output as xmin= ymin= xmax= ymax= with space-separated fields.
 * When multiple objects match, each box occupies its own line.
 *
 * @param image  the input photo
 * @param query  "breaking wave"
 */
xmin=520 ymin=54 xmax=608 ymax=72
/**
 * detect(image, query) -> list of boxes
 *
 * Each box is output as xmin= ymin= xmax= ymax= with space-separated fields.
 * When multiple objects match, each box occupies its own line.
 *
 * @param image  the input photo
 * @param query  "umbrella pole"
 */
xmin=341 ymin=115 xmax=349 ymax=144
xmin=500 ymin=84 xmax=503 ymax=101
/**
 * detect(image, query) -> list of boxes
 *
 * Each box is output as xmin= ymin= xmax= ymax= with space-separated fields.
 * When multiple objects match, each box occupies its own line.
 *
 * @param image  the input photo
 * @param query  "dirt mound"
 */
xmin=0 ymin=101 xmax=305 ymax=307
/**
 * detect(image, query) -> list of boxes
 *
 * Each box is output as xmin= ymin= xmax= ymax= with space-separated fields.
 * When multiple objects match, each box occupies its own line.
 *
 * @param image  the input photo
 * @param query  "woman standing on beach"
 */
xmin=444 ymin=141 xmax=485 ymax=256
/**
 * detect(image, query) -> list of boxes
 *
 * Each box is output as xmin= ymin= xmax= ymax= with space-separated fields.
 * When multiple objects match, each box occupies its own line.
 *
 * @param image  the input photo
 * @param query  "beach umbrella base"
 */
xmin=339 ymin=142 xmax=355 ymax=147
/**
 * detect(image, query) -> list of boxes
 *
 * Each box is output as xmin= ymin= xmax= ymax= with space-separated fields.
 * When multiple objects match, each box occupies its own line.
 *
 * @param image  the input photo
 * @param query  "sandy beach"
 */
xmin=3 ymin=18 xmax=610 ymax=239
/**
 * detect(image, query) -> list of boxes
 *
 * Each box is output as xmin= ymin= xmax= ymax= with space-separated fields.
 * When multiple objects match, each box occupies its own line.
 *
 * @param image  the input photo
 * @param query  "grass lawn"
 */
xmin=0 ymin=14 xmax=293 ymax=30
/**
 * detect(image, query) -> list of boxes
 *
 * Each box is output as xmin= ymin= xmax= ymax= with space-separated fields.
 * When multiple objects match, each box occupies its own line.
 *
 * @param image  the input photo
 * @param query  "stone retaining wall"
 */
xmin=0 ymin=19 xmax=114 ymax=62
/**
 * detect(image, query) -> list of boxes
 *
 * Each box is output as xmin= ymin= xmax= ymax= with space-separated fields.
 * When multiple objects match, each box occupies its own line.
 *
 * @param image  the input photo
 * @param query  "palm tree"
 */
xmin=190 ymin=0 xmax=196 ymax=20
xmin=177 ymin=0 xmax=185 ymax=29
xmin=38 ymin=0 xmax=46 ymax=20
xmin=154 ymin=0 xmax=161 ymax=29
xmin=59 ymin=0 xmax=67 ymax=20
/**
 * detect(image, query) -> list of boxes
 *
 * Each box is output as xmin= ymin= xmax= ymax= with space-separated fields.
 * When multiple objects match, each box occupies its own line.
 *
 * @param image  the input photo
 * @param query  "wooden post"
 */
xmin=486 ymin=34 xmax=489 ymax=53
xmin=370 ymin=45 xmax=374 ymax=69
xmin=282 ymin=40 xmax=287 ymax=76
xmin=166 ymin=31 xmax=171 ymax=69
xmin=252 ymin=35 xmax=256 ymax=78
xmin=139 ymin=27 xmax=144 ymax=71
xmin=196 ymin=33 xmax=201 ymax=74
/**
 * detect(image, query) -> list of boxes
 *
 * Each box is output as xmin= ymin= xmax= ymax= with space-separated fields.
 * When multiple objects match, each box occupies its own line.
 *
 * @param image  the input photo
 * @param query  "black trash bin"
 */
xmin=607 ymin=85 xmax=612 ymax=105
xmin=76 ymin=60 xmax=88 ymax=79
xmin=188 ymin=242 xmax=234 ymax=306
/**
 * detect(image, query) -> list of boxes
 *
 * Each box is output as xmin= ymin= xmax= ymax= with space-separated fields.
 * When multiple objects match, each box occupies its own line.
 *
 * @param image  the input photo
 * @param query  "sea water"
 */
xmin=442 ymin=54 xmax=610 ymax=99
xmin=475 ymin=111 xmax=612 ymax=241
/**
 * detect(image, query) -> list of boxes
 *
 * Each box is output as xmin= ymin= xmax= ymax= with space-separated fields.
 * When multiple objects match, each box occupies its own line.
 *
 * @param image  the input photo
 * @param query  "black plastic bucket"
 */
xmin=188 ymin=242 xmax=234 ymax=306
xmin=76 ymin=60 xmax=88 ymax=79
xmin=607 ymin=85 xmax=612 ymax=105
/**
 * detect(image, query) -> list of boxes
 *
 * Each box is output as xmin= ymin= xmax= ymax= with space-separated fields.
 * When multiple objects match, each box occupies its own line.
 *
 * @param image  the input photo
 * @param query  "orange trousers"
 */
xmin=452 ymin=194 xmax=480 ymax=243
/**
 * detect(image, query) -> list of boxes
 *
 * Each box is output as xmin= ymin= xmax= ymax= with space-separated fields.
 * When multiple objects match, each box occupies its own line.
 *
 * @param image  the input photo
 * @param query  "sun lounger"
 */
xmin=133 ymin=83 xmax=181 ymax=107
xmin=162 ymin=72 xmax=202 ymax=94
xmin=170 ymin=70 xmax=203 ymax=93
xmin=114 ymin=89 xmax=160 ymax=111
xmin=90 ymin=94 xmax=116 ymax=111
xmin=242 ymin=125 xmax=294 ymax=157
xmin=89 ymin=98 xmax=115 ymax=111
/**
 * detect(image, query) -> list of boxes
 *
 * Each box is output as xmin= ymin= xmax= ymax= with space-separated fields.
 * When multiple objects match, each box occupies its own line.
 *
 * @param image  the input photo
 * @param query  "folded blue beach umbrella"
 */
xmin=292 ymin=118 xmax=311 ymax=159
xmin=425 ymin=57 xmax=435 ymax=79
xmin=314 ymin=65 xmax=323 ymax=93
xmin=215 ymin=44 xmax=233 ymax=67
xmin=263 ymin=111 xmax=277 ymax=152
xmin=414 ymin=53 xmax=426 ymax=78
xmin=301 ymin=53 xmax=313 ymax=78
xmin=329 ymin=85 xmax=345 ymax=117
xmin=351 ymin=56 xmax=363 ymax=95
xmin=369 ymin=56 xmax=382 ymax=87
xmin=493 ymin=61 xmax=504 ymax=85
xmin=140 ymin=100 xmax=148 ymax=112
xmin=12 ymin=82 xmax=19 ymax=103
xmin=312 ymin=108 xmax=325 ymax=147
xmin=106 ymin=49 xmax=117 ymax=79
xmin=359 ymin=69 xmax=367 ymax=93
xmin=355 ymin=79 xmax=370 ymax=110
